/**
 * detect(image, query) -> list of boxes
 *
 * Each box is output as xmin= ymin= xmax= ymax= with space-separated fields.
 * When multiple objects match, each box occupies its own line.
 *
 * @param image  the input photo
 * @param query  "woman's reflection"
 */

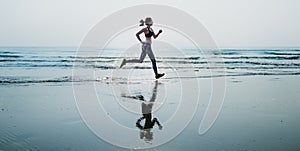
xmin=121 ymin=80 xmax=162 ymax=143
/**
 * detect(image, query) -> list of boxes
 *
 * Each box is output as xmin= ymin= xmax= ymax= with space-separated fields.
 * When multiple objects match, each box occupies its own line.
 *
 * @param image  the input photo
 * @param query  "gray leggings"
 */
xmin=127 ymin=43 xmax=158 ymax=75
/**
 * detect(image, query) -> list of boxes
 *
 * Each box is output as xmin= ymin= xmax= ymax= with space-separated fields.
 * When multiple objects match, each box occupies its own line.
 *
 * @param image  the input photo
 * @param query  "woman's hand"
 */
xmin=153 ymin=29 xmax=163 ymax=39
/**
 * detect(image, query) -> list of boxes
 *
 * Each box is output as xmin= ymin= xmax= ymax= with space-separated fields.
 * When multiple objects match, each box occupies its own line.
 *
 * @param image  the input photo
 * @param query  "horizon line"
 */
xmin=0 ymin=45 xmax=300 ymax=50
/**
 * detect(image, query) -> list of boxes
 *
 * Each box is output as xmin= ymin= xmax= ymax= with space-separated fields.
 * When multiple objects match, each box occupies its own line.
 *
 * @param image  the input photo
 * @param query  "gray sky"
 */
xmin=0 ymin=0 xmax=299 ymax=48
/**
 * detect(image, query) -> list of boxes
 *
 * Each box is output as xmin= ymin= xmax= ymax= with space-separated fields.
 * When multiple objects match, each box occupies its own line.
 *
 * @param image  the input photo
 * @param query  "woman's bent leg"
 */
xmin=126 ymin=44 xmax=147 ymax=63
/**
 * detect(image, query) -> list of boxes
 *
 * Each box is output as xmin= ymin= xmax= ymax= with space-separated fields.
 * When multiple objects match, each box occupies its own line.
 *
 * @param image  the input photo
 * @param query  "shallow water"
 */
xmin=0 ymin=47 xmax=299 ymax=85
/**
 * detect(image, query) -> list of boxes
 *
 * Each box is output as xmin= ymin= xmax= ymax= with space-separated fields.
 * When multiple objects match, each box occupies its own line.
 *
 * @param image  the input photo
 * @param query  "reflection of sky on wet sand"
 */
xmin=86 ymin=73 xmax=299 ymax=149
xmin=1 ymin=75 xmax=300 ymax=150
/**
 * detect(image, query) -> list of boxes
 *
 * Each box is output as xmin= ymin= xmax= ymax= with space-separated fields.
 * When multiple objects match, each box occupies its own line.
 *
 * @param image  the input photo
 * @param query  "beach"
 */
xmin=1 ymin=47 xmax=300 ymax=150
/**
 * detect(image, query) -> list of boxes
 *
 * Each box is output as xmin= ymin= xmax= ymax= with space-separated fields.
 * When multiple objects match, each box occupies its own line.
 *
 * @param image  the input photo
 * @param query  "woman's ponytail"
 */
xmin=139 ymin=19 xmax=144 ymax=26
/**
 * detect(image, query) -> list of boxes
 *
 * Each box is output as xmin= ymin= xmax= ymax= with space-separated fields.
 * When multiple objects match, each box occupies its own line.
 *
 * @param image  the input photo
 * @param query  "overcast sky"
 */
xmin=0 ymin=0 xmax=299 ymax=48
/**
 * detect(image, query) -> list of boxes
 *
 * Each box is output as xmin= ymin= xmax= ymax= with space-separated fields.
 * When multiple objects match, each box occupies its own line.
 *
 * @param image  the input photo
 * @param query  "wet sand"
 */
xmin=1 ymin=75 xmax=299 ymax=150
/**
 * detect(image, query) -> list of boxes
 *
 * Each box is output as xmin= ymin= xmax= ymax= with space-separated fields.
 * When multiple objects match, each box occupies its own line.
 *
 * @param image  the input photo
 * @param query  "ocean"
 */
xmin=0 ymin=47 xmax=299 ymax=85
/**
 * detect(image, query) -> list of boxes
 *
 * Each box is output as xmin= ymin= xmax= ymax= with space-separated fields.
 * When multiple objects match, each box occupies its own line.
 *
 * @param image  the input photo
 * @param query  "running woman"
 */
xmin=120 ymin=17 xmax=165 ymax=79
